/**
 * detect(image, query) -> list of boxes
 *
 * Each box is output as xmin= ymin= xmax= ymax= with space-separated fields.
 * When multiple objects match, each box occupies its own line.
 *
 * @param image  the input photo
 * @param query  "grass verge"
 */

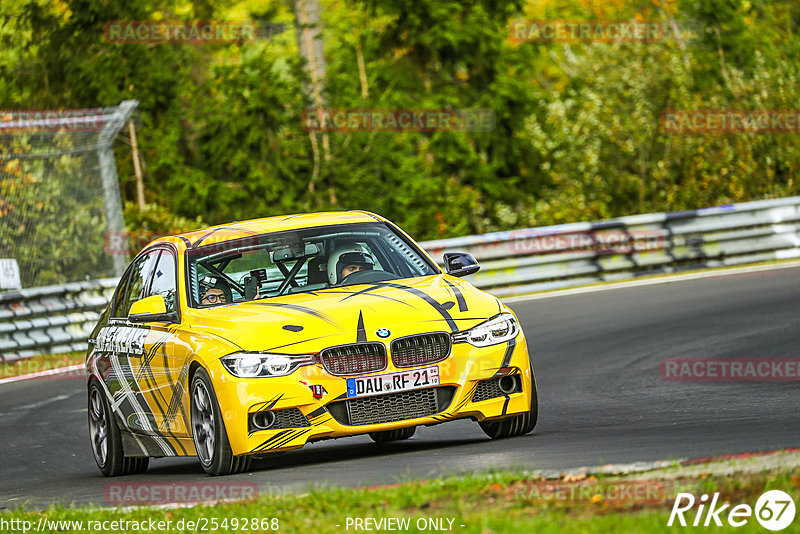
xmin=2 ymin=462 xmax=797 ymax=533
xmin=0 ymin=351 xmax=83 ymax=380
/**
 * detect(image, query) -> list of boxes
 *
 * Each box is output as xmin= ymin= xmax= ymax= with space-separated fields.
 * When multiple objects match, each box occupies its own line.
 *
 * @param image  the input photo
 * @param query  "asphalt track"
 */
xmin=1 ymin=265 xmax=798 ymax=509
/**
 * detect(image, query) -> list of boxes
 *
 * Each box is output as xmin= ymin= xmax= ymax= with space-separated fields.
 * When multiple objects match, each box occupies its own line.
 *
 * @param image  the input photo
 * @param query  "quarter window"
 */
xmin=147 ymin=250 xmax=178 ymax=313
xmin=121 ymin=251 xmax=159 ymax=317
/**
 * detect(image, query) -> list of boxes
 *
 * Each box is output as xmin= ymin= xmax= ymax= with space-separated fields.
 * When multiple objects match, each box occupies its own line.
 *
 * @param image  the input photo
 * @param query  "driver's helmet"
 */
xmin=327 ymin=244 xmax=375 ymax=285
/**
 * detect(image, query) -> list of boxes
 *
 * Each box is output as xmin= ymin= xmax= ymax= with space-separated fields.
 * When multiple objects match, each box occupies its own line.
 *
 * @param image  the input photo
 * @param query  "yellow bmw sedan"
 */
xmin=86 ymin=211 xmax=538 ymax=476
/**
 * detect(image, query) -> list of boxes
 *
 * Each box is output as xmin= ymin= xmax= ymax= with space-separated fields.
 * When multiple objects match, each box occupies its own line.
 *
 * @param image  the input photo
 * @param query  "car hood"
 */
xmin=184 ymin=275 xmax=503 ymax=353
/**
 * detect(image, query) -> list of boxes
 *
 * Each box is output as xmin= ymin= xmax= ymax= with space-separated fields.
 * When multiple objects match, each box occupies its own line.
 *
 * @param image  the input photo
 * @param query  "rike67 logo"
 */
xmin=669 ymin=490 xmax=796 ymax=530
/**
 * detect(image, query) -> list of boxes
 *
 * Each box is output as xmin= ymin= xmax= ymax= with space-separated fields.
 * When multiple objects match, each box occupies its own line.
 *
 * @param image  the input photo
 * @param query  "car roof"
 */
xmin=150 ymin=211 xmax=385 ymax=250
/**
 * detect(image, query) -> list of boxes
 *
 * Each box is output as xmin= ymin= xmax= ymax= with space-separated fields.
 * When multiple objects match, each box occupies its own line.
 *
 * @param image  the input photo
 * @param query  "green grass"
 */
xmin=2 ymin=467 xmax=798 ymax=533
xmin=0 ymin=351 xmax=83 ymax=379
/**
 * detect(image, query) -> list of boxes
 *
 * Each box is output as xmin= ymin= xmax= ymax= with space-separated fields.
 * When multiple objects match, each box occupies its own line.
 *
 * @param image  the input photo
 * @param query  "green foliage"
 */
xmin=1 ymin=0 xmax=799 ymax=262
xmin=0 ymin=153 xmax=114 ymax=287
xmin=123 ymin=201 xmax=207 ymax=255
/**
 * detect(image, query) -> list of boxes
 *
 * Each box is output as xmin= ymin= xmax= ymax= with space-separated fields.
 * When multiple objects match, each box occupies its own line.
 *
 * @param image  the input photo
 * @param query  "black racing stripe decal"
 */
xmin=269 ymin=428 xmax=312 ymax=450
xmin=255 ymin=430 xmax=293 ymax=451
xmin=158 ymin=369 xmax=189 ymax=452
xmin=264 ymin=334 xmax=330 ymax=352
xmin=252 ymin=302 xmax=339 ymax=327
xmin=265 ymin=394 xmax=283 ymax=410
xmin=254 ymin=428 xmax=313 ymax=452
xmin=307 ymin=407 xmax=327 ymax=419
xmin=336 ymin=284 xmax=416 ymax=308
xmin=449 ymin=383 xmax=479 ymax=415
xmin=501 ymin=395 xmax=510 ymax=416
xmin=443 ymin=279 xmax=468 ymax=312
xmin=135 ymin=332 xmax=182 ymax=449
xmin=496 ymin=299 xmax=503 ymax=315
xmin=356 ymin=311 xmax=367 ymax=342
xmin=330 ymin=288 xmax=416 ymax=307
xmin=146 ymin=346 xmax=185 ymax=454
xmin=166 ymin=364 xmax=190 ymax=434
xmin=252 ymin=394 xmax=283 ymax=412
xmin=379 ymin=282 xmax=458 ymax=332
xmin=492 ymin=338 xmax=517 ymax=377
xmin=118 ymin=337 xmax=177 ymax=456
xmin=156 ymin=328 xmax=190 ymax=454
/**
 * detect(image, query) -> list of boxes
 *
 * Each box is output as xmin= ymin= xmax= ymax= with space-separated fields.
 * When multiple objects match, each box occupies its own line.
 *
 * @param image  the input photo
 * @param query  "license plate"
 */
xmin=346 ymin=366 xmax=440 ymax=398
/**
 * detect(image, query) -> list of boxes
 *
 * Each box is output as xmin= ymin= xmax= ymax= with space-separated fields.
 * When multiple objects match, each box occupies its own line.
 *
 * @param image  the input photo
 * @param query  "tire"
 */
xmin=88 ymin=381 xmax=150 ymax=476
xmin=369 ymin=426 xmax=416 ymax=443
xmin=191 ymin=367 xmax=251 ymax=476
xmin=479 ymin=368 xmax=539 ymax=440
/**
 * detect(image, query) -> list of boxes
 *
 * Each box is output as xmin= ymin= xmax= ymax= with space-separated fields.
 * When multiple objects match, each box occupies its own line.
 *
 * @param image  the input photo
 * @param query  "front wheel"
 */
xmin=88 ymin=381 xmax=149 ymax=476
xmin=479 ymin=370 xmax=539 ymax=440
xmin=191 ymin=367 xmax=251 ymax=476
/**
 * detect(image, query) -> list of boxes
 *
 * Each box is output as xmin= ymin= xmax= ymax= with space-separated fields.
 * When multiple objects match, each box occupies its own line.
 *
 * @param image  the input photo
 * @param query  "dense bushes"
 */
xmin=1 ymin=0 xmax=798 ymax=242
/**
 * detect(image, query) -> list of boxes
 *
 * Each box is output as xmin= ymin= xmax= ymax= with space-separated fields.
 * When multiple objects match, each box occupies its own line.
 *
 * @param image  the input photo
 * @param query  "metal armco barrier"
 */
xmin=0 ymin=279 xmax=118 ymax=362
xmin=1 ymin=196 xmax=799 ymax=361
xmin=422 ymin=196 xmax=800 ymax=297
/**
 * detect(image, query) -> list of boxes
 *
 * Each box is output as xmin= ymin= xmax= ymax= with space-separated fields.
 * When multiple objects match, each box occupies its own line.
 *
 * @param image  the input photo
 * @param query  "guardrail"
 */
xmin=0 ymin=279 xmax=117 ymax=362
xmin=1 ymin=196 xmax=799 ymax=361
xmin=422 ymin=196 xmax=800 ymax=296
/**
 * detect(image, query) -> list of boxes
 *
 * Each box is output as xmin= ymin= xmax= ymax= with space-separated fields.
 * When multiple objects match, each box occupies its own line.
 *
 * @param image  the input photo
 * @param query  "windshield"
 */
xmin=186 ymin=222 xmax=439 ymax=307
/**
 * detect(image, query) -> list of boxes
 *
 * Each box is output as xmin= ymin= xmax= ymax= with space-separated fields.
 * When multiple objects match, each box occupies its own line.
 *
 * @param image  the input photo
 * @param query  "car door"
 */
xmin=97 ymin=249 xmax=163 ymax=440
xmin=140 ymin=246 xmax=192 ymax=440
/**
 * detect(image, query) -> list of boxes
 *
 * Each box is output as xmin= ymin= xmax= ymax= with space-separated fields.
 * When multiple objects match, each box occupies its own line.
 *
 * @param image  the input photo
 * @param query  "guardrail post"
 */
xmin=97 ymin=100 xmax=138 ymax=277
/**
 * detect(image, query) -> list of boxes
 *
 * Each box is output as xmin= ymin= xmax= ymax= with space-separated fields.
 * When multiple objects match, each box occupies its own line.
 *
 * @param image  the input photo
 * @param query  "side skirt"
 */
xmin=121 ymin=430 xmax=196 ymax=458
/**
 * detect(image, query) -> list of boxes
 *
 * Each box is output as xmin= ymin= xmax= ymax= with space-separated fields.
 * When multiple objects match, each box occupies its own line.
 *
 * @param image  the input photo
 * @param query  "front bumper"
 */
xmin=208 ymin=334 xmax=534 ymax=456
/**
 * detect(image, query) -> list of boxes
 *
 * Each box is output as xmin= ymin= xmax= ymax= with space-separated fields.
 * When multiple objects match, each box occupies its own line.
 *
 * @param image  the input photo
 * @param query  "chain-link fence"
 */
xmin=0 ymin=101 xmax=136 ymax=290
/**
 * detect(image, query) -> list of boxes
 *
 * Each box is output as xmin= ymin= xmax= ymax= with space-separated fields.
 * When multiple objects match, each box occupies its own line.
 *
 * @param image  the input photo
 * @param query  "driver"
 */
xmin=199 ymin=279 xmax=233 ymax=305
xmin=327 ymin=245 xmax=375 ymax=285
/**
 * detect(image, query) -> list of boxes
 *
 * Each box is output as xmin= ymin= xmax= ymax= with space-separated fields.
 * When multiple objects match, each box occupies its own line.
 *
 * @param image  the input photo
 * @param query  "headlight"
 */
xmin=456 ymin=313 xmax=519 ymax=347
xmin=221 ymin=352 xmax=315 ymax=378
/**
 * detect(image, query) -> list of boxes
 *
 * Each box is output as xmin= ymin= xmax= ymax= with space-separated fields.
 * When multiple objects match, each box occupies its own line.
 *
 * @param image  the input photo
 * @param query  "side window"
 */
xmin=122 ymin=251 xmax=160 ymax=317
xmin=147 ymin=249 xmax=178 ymax=313
xmin=112 ymin=272 xmax=132 ymax=318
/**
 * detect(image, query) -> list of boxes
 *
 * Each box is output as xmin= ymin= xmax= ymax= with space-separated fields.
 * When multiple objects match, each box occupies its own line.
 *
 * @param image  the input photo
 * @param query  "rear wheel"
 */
xmin=191 ymin=367 xmax=251 ymax=476
xmin=88 ymin=381 xmax=149 ymax=476
xmin=369 ymin=426 xmax=416 ymax=443
xmin=479 ymin=369 xmax=539 ymax=440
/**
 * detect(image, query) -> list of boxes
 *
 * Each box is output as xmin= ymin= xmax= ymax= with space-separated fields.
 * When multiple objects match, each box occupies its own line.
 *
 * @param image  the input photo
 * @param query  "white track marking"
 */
xmin=502 ymin=261 xmax=800 ymax=303
xmin=0 ymin=364 xmax=84 ymax=386
xmin=11 ymin=393 xmax=74 ymax=412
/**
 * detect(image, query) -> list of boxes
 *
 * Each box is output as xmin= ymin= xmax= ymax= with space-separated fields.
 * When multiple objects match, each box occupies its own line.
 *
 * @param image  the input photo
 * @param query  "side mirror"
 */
xmin=443 ymin=252 xmax=480 ymax=277
xmin=129 ymin=295 xmax=177 ymax=323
